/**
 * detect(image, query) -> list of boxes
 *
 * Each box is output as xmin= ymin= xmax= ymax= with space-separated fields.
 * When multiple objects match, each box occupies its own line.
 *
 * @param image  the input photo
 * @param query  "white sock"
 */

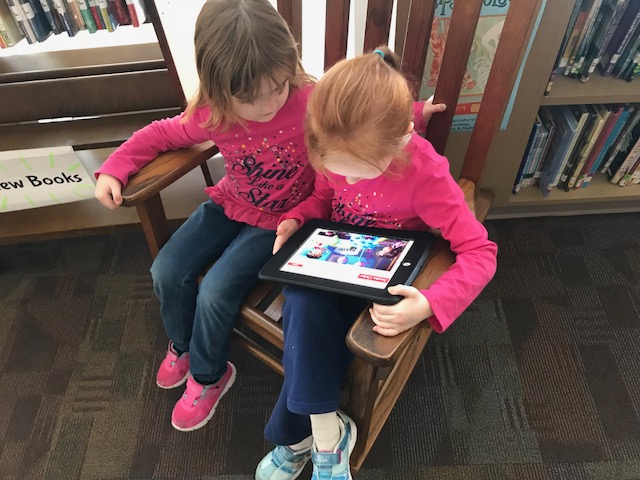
xmin=289 ymin=435 xmax=313 ymax=452
xmin=310 ymin=412 xmax=341 ymax=452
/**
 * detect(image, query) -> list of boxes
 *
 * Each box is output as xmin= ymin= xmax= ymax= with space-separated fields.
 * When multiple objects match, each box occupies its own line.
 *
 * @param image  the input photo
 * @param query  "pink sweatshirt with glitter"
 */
xmin=96 ymin=84 xmax=428 ymax=230
xmin=96 ymin=85 xmax=317 ymax=230
xmin=281 ymin=133 xmax=497 ymax=333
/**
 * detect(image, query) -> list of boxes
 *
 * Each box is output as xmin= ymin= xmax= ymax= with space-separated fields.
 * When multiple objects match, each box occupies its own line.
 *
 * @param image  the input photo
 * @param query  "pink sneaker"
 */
xmin=171 ymin=362 xmax=237 ymax=431
xmin=156 ymin=342 xmax=190 ymax=389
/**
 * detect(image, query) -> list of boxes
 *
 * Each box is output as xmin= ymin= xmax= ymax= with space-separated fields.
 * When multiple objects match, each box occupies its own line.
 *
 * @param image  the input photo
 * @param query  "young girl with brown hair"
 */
xmin=256 ymin=46 xmax=497 ymax=480
xmin=94 ymin=0 xmax=443 ymax=434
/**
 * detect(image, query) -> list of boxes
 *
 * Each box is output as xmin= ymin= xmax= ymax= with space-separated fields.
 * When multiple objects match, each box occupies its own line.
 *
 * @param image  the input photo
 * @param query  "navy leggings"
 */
xmin=264 ymin=285 xmax=368 ymax=446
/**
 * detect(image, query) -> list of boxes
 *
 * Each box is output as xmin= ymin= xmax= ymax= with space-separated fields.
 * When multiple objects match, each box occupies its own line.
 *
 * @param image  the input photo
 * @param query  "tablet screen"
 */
xmin=280 ymin=227 xmax=414 ymax=289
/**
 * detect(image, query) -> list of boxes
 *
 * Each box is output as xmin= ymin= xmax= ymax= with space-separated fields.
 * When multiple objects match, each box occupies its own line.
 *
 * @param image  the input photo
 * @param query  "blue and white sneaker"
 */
xmin=311 ymin=412 xmax=358 ymax=480
xmin=255 ymin=443 xmax=311 ymax=480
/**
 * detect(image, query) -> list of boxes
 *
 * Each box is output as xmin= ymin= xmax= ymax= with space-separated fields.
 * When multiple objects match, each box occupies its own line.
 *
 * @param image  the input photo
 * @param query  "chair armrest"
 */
xmin=346 ymin=238 xmax=455 ymax=367
xmin=121 ymin=141 xmax=219 ymax=206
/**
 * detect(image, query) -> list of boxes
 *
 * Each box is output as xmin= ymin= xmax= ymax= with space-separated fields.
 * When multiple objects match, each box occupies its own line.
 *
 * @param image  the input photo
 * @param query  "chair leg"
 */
xmin=348 ymin=323 xmax=433 ymax=472
xmin=345 ymin=358 xmax=379 ymax=472
xmin=200 ymin=163 xmax=215 ymax=187
xmin=135 ymin=194 xmax=170 ymax=259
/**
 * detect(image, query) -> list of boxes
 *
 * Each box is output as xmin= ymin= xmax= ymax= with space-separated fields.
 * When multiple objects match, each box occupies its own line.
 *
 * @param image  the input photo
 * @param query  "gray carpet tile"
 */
xmin=1 ymin=213 xmax=640 ymax=479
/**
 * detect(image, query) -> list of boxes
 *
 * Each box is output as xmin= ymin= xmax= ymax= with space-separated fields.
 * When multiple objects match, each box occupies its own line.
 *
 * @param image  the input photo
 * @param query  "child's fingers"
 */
xmin=273 ymin=235 xmax=286 ymax=254
xmin=373 ymin=325 xmax=401 ymax=337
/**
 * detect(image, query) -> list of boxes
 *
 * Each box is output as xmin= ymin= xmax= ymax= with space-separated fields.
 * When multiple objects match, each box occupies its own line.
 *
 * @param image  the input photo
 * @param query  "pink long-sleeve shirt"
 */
xmin=282 ymin=133 xmax=497 ymax=333
xmin=96 ymin=83 xmax=428 ymax=230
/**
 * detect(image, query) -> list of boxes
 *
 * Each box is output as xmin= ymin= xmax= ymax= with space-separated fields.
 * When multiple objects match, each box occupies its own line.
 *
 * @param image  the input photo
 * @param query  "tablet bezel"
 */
xmin=259 ymin=219 xmax=435 ymax=305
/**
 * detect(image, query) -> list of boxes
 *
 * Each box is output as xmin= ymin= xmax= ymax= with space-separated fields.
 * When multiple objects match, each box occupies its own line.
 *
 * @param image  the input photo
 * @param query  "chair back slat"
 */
xmin=460 ymin=0 xmax=541 ymax=183
xmin=363 ymin=0 xmax=394 ymax=52
xmin=277 ymin=0 xmax=302 ymax=51
xmin=424 ymin=0 xmax=483 ymax=155
xmin=325 ymin=0 xmax=351 ymax=70
xmin=400 ymin=0 xmax=436 ymax=97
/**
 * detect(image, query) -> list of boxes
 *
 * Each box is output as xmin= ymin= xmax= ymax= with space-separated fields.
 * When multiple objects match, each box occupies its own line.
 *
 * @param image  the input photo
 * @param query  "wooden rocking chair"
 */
xmin=120 ymin=0 xmax=541 ymax=471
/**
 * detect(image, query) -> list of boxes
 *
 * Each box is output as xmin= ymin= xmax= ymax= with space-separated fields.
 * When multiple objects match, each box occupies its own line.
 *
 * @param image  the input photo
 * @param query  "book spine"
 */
xmin=569 ymin=115 xmax=606 ymax=188
xmin=613 ymin=138 xmax=640 ymax=185
xmin=87 ymin=0 xmax=103 ymax=29
xmin=572 ymin=0 xmax=605 ymax=76
xmin=603 ymin=10 xmax=640 ymax=75
xmin=7 ymin=0 xmax=37 ymax=43
xmin=37 ymin=0 xmax=61 ymax=33
xmin=76 ymin=0 xmax=96 ymax=32
xmin=0 ymin=1 xmax=24 ymax=45
xmin=108 ymin=0 xmax=128 ymax=25
xmin=51 ymin=0 xmax=77 ymax=36
xmin=124 ymin=0 xmax=137 ymax=27
xmin=96 ymin=0 xmax=113 ymax=31
xmin=588 ymin=0 xmax=629 ymax=75
xmin=65 ymin=0 xmax=84 ymax=29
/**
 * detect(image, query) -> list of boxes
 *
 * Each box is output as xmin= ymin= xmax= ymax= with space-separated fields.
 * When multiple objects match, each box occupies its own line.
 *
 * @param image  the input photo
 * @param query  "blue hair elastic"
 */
xmin=373 ymin=49 xmax=385 ymax=58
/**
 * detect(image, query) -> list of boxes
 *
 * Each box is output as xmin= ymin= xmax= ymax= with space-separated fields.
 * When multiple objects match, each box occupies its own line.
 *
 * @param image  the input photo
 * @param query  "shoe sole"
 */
xmin=172 ymin=362 xmax=237 ymax=432
xmin=156 ymin=371 xmax=191 ymax=390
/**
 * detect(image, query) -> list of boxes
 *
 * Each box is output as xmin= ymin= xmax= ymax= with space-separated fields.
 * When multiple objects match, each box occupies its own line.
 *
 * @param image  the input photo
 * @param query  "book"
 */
xmin=617 ymin=137 xmax=640 ymax=185
xmin=124 ymin=0 xmax=139 ymax=27
xmin=581 ymin=0 xmax=629 ymax=80
xmin=539 ymin=106 xmax=581 ymax=196
xmin=613 ymin=23 xmax=640 ymax=77
xmin=51 ymin=0 xmax=78 ymax=36
xmin=37 ymin=0 xmax=62 ymax=34
xmin=0 ymin=0 xmax=23 ymax=46
xmin=18 ymin=0 xmax=52 ymax=42
xmin=108 ymin=0 xmax=128 ymax=25
xmin=560 ymin=1 xmax=590 ymax=76
xmin=96 ymin=0 xmax=114 ymax=31
xmin=420 ymin=1 xmax=522 ymax=132
xmin=568 ymin=105 xmax=608 ymax=188
xmin=65 ymin=0 xmax=84 ymax=29
xmin=623 ymin=52 xmax=640 ymax=80
xmin=525 ymin=118 xmax=550 ymax=187
xmin=570 ymin=0 xmax=605 ymax=76
xmin=555 ymin=0 xmax=585 ymax=77
xmin=557 ymin=105 xmax=590 ymax=190
xmin=575 ymin=104 xmax=623 ymax=187
xmin=601 ymin=109 xmax=640 ymax=174
xmin=75 ymin=0 xmax=96 ymax=32
xmin=600 ymin=2 xmax=640 ymax=75
xmin=86 ymin=0 xmax=103 ymax=28
xmin=608 ymin=116 xmax=640 ymax=183
xmin=6 ymin=0 xmax=37 ymax=43
xmin=513 ymin=122 xmax=539 ymax=194
xmin=534 ymin=108 xmax=558 ymax=184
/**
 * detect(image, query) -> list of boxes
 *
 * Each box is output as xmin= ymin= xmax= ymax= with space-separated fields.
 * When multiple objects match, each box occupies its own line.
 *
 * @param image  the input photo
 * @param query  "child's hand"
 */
xmin=422 ymin=95 xmax=446 ymax=126
xmin=94 ymin=173 xmax=124 ymax=209
xmin=369 ymin=285 xmax=434 ymax=337
xmin=273 ymin=219 xmax=300 ymax=254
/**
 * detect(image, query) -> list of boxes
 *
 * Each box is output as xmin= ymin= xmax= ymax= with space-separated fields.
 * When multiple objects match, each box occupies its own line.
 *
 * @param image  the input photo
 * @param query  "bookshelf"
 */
xmin=475 ymin=0 xmax=640 ymax=218
xmin=0 ymin=8 xmax=187 ymax=243
xmin=2 ymin=0 xmax=639 ymax=245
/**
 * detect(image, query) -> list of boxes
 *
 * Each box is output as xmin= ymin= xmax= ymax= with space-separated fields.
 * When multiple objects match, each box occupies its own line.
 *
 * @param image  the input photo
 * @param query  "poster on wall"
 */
xmin=420 ymin=0 xmax=547 ymax=132
xmin=0 ymin=146 xmax=95 ymax=213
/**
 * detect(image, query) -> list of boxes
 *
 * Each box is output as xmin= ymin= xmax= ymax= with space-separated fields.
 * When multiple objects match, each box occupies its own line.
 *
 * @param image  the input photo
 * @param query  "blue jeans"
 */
xmin=264 ymin=286 xmax=368 ymax=446
xmin=150 ymin=200 xmax=276 ymax=383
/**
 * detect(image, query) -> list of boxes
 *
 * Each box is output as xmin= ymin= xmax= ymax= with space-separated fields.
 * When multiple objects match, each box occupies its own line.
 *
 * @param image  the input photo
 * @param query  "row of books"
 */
xmin=513 ymin=104 xmax=640 ymax=195
xmin=0 ymin=0 xmax=148 ymax=48
xmin=546 ymin=0 xmax=640 ymax=91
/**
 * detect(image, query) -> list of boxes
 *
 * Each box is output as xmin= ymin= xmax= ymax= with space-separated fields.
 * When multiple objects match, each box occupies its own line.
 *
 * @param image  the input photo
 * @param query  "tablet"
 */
xmin=259 ymin=219 xmax=435 ymax=305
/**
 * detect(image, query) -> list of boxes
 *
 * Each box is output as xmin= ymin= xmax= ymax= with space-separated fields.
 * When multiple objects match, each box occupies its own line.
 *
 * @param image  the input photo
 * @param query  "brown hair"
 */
xmin=185 ymin=0 xmax=312 ymax=130
xmin=305 ymin=45 xmax=413 ymax=175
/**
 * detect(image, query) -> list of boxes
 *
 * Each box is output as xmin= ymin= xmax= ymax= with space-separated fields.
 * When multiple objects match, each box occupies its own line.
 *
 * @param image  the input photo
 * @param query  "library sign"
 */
xmin=0 ymin=147 xmax=95 ymax=213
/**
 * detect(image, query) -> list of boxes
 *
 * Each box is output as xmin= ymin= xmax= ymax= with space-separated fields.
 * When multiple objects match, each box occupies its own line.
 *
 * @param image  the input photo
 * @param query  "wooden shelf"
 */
xmin=541 ymin=74 xmax=640 ymax=106
xmin=0 ymin=148 xmax=216 ymax=245
xmin=508 ymin=174 xmax=640 ymax=206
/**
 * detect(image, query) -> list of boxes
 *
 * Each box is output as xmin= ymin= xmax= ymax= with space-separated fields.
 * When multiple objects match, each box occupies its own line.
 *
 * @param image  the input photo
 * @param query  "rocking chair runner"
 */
xmin=121 ymin=0 xmax=541 ymax=471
